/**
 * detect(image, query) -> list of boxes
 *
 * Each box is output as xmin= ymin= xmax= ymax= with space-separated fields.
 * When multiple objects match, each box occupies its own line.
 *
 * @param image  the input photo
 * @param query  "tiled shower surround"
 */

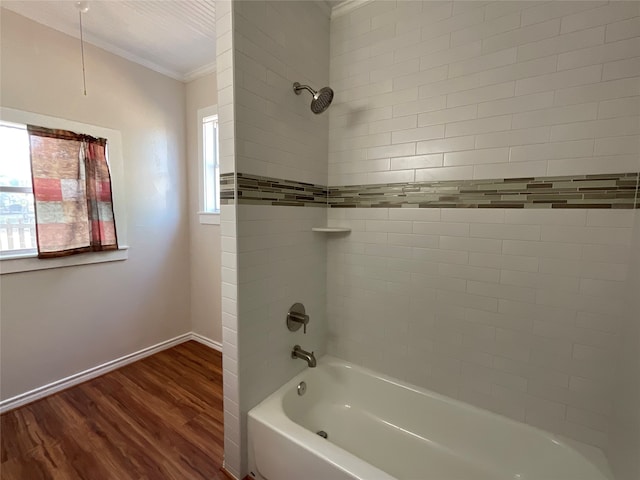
xmin=326 ymin=206 xmax=634 ymax=451
xmin=222 ymin=167 xmax=639 ymax=452
xmin=609 ymin=210 xmax=640 ymax=480
xmin=324 ymin=0 xmax=640 ymax=458
xmin=223 ymin=167 xmax=639 ymax=453
xmin=218 ymin=1 xmax=330 ymax=477
xmin=218 ymin=1 xmax=640 ymax=478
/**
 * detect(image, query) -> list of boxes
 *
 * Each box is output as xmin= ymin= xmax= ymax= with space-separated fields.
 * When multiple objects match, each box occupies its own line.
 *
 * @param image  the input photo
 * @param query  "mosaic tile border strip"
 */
xmin=220 ymin=172 xmax=235 ymax=205
xmin=220 ymin=172 xmax=327 ymax=207
xmin=329 ymin=172 xmax=640 ymax=209
xmin=221 ymin=172 xmax=640 ymax=209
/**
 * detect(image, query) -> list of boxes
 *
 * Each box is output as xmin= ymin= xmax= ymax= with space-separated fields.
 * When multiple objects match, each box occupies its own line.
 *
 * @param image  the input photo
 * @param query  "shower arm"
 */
xmin=293 ymin=82 xmax=317 ymax=96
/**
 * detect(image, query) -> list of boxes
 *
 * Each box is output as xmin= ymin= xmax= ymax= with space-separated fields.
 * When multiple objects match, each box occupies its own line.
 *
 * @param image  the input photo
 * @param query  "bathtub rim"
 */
xmin=248 ymin=354 xmax=613 ymax=480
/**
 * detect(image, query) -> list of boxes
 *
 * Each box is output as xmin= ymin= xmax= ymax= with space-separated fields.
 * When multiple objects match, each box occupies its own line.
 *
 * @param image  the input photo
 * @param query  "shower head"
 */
xmin=293 ymin=82 xmax=334 ymax=114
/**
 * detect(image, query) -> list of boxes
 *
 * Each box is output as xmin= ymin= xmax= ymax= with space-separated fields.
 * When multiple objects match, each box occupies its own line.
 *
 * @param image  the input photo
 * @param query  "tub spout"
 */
xmin=291 ymin=345 xmax=317 ymax=367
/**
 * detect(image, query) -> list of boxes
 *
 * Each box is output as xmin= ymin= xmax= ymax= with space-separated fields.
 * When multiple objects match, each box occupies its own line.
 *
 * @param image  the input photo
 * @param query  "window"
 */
xmin=0 ymin=107 xmax=127 ymax=274
xmin=198 ymin=105 xmax=220 ymax=224
xmin=203 ymin=113 xmax=220 ymax=213
xmin=0 ymin=122 xmax=36 ymax=256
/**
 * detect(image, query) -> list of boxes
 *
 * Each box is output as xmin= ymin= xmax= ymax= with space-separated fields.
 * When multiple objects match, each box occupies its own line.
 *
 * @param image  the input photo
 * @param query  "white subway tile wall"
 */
xmin=216 ymin=1 xmax=243 ymax=477
xmin=220 ymin=1 xmax=639 ymax=474
xmin=233 ymin=0 xmax=329 ymax=186
xmin=328 ymin=0 xmax=640 ymax=186
xmin=328 ymin=0 xmax=640 ymax=451
xmin=236 ymin=205 xmax=327 ymax=410
xmin=229 ymin=1 xmax=331 ymax=477
xmin=327 ymin=207 xmax=634 ymax=449
xmin=608 ymin=211 xmax=640 ymax=480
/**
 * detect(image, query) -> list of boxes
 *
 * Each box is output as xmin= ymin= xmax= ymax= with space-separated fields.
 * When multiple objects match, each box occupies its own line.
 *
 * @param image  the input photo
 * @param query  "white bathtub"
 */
xmin=248 ymin=356 xmax=611 ymax=480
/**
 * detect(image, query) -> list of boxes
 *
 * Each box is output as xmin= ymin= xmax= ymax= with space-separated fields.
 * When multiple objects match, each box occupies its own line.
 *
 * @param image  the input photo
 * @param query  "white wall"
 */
xmin=0 ymin=10 xmax=191 ymax=400
xmin=608 ymin=210 xmax=640 ymax=479
xmin=327 ymin=207 xmax=633 ymax=450
xmin=213 ymin=0 xmax=244 ymax=476
xmin=236 ymin=206 xmax=327 ymax=409
xmin=329 ymin=0 xmax=639 ymax=185
xmin=234 ymin=0 xmax=330 ymax=186
xmin=221 ymin=1 xmax=331 ymax=477
xmin=215 ymin=0 xmax=637 ymax=475
xmin=186 ymin=72 xmax=222 ymax=343
xmin=327 ymin=0 xmax=639 ymax=453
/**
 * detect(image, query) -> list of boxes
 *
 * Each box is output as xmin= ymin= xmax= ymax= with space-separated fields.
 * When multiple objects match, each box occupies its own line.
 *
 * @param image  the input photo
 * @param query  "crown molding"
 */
xmin=19 ymin=15 xmax=186 ymax=81
xmin=331 ymin=0 xmax=374 ymax=19
xmin=67 ymin=29 xmax=214 ymax=83
xmin=183 ymin=62 xmax=217 ymax=83
xmin=81 ymin=32 xmax=186 ymax=81
xmin=2 ymin=5 xmax=211 ymax=83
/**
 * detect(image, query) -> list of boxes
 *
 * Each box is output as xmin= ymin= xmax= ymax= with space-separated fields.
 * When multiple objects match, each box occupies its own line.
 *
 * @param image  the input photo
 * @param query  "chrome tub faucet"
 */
xmin=291 ymin=345 xmax=316 ymax=368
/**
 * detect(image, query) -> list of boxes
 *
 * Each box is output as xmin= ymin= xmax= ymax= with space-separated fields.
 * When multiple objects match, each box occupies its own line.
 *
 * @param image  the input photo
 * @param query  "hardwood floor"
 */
xmin=1 ymin=341 xmax=225 ymax=480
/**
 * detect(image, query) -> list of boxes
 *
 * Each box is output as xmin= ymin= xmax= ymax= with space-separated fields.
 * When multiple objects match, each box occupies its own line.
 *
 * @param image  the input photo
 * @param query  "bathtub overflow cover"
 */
xmin=297 ymin=381 xmax=306 ymax=396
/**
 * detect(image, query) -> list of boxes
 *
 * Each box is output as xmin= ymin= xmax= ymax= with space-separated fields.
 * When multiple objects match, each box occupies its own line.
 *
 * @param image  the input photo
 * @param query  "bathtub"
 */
xmin=248 ymin=356 xmax=610 ymax=480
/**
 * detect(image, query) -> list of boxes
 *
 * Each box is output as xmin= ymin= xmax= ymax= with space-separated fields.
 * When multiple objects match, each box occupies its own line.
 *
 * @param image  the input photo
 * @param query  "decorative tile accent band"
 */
xmin=221 ymin=172 xmax=640 ymax=209
xmin=220 ymin=172 xmax=327 ymax=207
xmin=329 ymin=172 xmax=640 ymax=209
xmin=220 ymin=172 xmax=235 ymax=205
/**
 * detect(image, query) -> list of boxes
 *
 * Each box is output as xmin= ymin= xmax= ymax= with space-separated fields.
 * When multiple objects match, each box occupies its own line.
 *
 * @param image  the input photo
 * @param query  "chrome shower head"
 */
xmin=293 ymin=82 xmax=334 ymax=114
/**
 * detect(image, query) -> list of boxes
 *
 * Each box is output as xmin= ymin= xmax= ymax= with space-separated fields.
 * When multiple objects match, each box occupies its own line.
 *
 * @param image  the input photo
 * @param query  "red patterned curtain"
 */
xmin=27 ymin=126 xmax=118 ymax=258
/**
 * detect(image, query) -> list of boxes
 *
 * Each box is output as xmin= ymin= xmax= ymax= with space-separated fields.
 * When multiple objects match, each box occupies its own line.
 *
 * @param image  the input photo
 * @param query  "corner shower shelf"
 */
xmin=311 ymin=227 xmax=351 ymax=233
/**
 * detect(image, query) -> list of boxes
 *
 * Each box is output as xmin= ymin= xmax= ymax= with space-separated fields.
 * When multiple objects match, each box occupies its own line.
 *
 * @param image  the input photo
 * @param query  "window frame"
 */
xmin=0 ymin=120 xmax=37 ymax=257
xmin=197 ymin=105 xmax=220 ymax=225
xmin=0 ymin=107 xmax=128 ymax=274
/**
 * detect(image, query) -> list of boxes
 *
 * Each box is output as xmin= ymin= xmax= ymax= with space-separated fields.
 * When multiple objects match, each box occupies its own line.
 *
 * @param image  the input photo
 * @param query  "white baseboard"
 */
xmin=190 ymin=332 xmax=223 ymax=352
xmin=0 ymin=331 xmax=223 ymax=414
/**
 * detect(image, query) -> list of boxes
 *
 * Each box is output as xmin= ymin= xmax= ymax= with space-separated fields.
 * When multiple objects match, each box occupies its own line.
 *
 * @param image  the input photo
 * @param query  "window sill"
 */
xmin=0 ymin=246 xmax=129 ymax=275
xmin=198 ymin=212 xmax=221 ymax=225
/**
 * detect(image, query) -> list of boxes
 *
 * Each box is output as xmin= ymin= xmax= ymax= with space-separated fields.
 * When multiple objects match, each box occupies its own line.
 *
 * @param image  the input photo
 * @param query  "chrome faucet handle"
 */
xmin=287 ymin=303 xmax=310 ymax=334
xmin=289 ymin=311 xmax=309 ymax=333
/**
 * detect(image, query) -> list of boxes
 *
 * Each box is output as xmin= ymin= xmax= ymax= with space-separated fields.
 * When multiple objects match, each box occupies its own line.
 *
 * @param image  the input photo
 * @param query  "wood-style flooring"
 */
xmin=1 ymin=341 xmax=225 ymax=480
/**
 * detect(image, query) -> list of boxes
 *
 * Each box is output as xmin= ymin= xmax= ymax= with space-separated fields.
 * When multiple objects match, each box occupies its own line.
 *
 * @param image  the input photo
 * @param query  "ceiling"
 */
xmin=1 ymin=0 xmax=217 ymax=82
xmin=2 ymin=0 xmax=347 ymax=82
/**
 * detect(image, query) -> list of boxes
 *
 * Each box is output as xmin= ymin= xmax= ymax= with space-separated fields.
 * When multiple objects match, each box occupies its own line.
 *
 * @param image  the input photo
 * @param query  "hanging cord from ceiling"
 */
xmin=76 ymin=1 xmax=89 ymax=96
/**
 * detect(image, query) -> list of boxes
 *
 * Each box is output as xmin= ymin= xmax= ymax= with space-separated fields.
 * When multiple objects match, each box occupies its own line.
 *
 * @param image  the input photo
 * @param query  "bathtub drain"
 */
xmin=316 ymin=430 xmax=328 ymax=439
xmin=297 ymin=381 xmax=306 ymax=396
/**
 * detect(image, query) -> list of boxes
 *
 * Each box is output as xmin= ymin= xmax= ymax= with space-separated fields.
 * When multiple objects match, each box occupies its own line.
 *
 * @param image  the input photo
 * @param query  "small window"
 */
xmin=203 ymin=114 xmax=219 ymax=213
xmin=198 ymin=105 xmax=220 ymax=224
xmin=0 ymin=122 xmax=37 ymax=256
